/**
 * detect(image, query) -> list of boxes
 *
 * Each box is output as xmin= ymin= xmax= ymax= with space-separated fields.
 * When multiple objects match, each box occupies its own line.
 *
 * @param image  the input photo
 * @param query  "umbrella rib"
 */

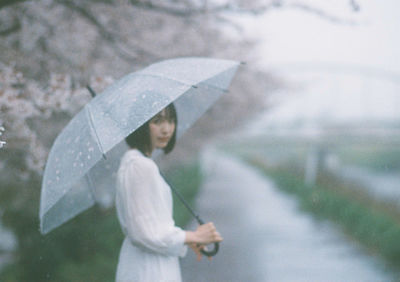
xmin=85 ymin=172 xmax=97 ymax=201
xmin=134 ymin=72 xmax=229 ymax=93
xmin=86 ymin=105 xmax=107 ymax=160
xmin=40 ymin=186 xmax=95 ymax=234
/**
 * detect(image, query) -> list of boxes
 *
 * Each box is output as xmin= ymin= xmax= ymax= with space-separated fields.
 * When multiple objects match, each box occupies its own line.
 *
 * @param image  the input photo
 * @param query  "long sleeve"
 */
xmin=116 ymin=153 xmax=187 ymax=257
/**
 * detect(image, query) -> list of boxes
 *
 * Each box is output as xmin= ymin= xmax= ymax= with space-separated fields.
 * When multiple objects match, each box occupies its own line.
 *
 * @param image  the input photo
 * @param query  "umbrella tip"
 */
xmin=86 ymin=85 xmax=97 ymax=98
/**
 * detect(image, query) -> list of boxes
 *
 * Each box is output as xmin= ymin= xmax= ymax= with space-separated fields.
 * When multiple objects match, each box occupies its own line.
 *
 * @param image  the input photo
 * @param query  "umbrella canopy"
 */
xmin=40 ymin=57 xmax=241 ymax=234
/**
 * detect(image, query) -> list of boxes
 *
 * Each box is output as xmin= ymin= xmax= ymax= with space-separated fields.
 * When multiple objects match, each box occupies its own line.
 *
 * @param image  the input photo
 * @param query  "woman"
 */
xmin=115 ymin=103 xmax=223 ymax=282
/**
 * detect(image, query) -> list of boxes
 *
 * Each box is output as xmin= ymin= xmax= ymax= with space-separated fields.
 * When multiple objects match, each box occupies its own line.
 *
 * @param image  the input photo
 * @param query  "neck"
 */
xmin=132 ymin=147 xmax=152 ymax=157
xmin=146 ymin=146 xmax=154 ymax=157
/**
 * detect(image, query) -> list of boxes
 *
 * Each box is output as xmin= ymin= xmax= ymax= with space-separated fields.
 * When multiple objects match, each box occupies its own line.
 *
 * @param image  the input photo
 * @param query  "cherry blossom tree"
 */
xmin=0 ymin=63 xmax=113 ymax=175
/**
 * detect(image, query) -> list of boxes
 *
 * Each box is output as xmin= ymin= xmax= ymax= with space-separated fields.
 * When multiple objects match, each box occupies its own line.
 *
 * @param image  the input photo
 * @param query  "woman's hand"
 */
xmin=188 ymin=243 xmax=218 ymax=261
xmin=185 ymin=222 xmax=223 ymax=245
xmin=185 ymin=222 xmax=222 ymax=261
xmin=188 ymin=243 xmax=209 ymax=261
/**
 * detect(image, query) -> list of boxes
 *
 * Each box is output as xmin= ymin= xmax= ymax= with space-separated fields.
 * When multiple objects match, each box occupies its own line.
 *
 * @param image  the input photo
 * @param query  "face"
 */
xmin=149 ymin=110 xmax=176 ymax=152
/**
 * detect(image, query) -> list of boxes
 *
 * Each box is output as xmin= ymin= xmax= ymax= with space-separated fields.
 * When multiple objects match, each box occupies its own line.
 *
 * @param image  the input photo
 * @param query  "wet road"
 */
xmin=180 ymin=148 xmax=394 ymax=282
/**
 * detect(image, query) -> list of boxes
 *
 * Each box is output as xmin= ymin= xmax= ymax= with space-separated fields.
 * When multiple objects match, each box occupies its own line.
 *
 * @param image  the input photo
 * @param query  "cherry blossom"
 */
xmin=0 ymin=63 xmax=113 ymax=175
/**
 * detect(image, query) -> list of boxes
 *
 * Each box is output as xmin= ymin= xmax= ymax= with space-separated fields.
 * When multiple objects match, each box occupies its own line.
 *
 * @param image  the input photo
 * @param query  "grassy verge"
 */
xmin=337 ymin=145 xmax=400 ymax=172
xmin=0 ymin=161 xmax=202 ymax=282
xmin=243 ymin=156 xmax=400 ymax=270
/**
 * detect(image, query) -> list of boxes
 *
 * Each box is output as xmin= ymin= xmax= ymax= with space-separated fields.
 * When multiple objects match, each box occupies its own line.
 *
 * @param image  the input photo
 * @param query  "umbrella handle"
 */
xmin=195 ymin=218 xmax=219 ymax=257
xmin=200 ymin=242 xmax=219 ymax=257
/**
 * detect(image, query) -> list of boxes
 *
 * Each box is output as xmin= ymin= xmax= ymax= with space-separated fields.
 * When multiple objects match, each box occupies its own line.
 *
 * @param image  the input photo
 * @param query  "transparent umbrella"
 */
xmin=39 ymin=57 xmax=241 ymax=238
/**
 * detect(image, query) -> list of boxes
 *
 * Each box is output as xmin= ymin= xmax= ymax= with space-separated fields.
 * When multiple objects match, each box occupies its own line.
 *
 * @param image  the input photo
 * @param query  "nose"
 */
xmin=160 ymin=121 xmax=174 ymax=134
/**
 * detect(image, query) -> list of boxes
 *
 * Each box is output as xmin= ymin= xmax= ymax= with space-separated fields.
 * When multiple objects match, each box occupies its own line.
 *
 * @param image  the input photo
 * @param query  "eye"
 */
xmin=150 ymin=115 xmax=175 ymax=125
xmin=150 ymin=116 xmax=162 ymax=124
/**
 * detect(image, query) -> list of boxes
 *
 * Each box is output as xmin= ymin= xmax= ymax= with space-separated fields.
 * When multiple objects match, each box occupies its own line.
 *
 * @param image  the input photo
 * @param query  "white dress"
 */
xmin=115 ymin=149 xmax=187 ymax=282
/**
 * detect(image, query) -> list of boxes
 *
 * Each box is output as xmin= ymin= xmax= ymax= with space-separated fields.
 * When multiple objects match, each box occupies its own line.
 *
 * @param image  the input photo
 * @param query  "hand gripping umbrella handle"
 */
xmin=196 ymin=218 xmax=219 ymax=257
xmin=200 ymin=242 xmax=220 ymax=257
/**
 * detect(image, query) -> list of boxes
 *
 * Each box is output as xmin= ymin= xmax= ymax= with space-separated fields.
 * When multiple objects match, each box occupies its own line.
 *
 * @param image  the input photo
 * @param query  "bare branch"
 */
xmin=130 ymin=0 xmax=209 ymax=17
xmin=289 ymin=2 xmax=358 ymax=26
xmin=131 ymin=0 xmax=359 ymax=26
xmin=130 ymin=1 xmax=281 ymax=17
xmin=350 ymin=0 xmax=360 ymax=12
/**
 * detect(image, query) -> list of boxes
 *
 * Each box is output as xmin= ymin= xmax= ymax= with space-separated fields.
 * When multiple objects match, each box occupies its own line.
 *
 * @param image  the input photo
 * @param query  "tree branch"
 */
xmin=56 ymin=0 xmax=158 ymax=63
xmin=130 ymin=0 xmax=359 ymax=26
xmin=289 ymin=2 xmax=358 ymax=26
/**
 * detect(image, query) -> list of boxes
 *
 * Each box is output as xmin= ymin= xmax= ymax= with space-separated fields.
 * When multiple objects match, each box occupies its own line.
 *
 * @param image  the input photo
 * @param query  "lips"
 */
xmin=158 ymin=137 xmax=170 ymax=142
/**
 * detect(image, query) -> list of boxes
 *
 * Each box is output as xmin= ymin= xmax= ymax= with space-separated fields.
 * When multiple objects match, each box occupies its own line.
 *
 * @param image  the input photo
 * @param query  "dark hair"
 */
xmin=125 ymin=103 xmax=177 ymax=155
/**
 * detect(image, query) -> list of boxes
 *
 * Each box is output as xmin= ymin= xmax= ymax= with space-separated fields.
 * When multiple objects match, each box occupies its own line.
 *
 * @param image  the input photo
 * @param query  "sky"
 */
xmin=224 ymin=0 xmax=400 ymax=134
xmin=234 ymin=0 xmax=400 ymax=73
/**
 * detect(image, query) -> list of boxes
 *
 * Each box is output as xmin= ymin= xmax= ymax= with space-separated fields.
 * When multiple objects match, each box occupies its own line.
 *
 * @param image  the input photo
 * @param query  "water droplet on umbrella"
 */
xmin=88 ymin=155 xmax=91 ymax=160
xmin=88 ymin=147 xmax=94 ymax=152
xmin=142 ymin=94 xmax=146 ymax=99
xmin=56 ymin=170 xmax=60 ymax=174
xmin=56 ymin=176 xmax=60 ymax=181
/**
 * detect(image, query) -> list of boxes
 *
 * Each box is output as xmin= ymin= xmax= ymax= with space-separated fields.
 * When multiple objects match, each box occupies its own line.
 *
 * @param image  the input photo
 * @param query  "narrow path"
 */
xmin=180 ymin=148 xmax=394 ymax=282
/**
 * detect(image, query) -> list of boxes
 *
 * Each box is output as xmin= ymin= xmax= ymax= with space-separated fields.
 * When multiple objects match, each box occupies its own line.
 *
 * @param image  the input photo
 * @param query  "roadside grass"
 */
xmin=242 ymin=155 xmax=400 ymax=271
xmin=0 ymin=161 xmax=202 ymax=282
xmin=337 ymin=145 xmax=400 ymax=172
